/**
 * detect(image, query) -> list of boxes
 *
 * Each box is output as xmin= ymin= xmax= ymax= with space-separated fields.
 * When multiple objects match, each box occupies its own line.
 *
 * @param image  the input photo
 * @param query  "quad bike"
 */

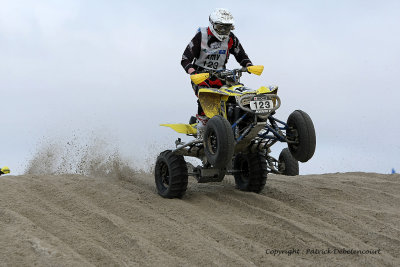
xmin=155 ymin=65 xmax=316 ymax=198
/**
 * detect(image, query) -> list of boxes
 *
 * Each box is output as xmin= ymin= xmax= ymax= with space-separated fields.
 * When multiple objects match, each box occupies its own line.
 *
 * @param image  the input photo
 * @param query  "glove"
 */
xmin=246 ymin=62 xmax=253 ymax=73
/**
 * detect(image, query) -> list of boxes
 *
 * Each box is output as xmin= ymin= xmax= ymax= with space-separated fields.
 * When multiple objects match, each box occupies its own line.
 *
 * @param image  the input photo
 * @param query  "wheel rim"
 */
xmin=159 ymin=162 xmax=170 ymax=190
xmin=206 ymin=129 xmax=218 ymax=155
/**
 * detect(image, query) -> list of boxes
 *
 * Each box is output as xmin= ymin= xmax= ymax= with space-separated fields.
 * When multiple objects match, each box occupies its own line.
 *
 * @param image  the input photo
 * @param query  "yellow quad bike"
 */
xmin=155 ymin=65 xmax=316 ymax=198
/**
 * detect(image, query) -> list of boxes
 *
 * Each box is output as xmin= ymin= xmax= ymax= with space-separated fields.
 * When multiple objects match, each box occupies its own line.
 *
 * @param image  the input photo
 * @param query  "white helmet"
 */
xmin=209 ymin=8 xmax=235 ymax=41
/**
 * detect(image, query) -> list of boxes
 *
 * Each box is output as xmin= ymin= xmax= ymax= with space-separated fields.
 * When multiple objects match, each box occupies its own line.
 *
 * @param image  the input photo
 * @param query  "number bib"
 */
xmin=194 ymin=27 xmax=229 ymax=71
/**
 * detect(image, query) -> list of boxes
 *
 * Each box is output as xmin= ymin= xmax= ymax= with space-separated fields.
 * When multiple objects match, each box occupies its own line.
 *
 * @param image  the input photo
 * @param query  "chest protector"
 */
xmin=194 ymin=27 xmax=229 ymax=71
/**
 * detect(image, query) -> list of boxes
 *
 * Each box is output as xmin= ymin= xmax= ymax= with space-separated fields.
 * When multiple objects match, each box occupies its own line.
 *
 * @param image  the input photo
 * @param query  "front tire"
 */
xmin=287 ymin=110 xmax=316 ymax=162
xmin=278 ymin=148 xmax=299 ymax=176
xmin=233 ymin=152 xmax=268 ymax=193
xmin=204 ymin=115 xmax=235 ymax=168
xmin=155 ymin=150 xmax=188 ymax=198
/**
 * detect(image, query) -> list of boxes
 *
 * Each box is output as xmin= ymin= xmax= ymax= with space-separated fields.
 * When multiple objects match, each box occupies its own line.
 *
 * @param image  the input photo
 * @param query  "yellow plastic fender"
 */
xmin=247 ymin=65 xmax=264 ymax=76
xmin=160 ymin=123 xmax=197 ymax=134
xmin=198 ymin=88 xmax=230 ymax=118
xmin=190 ymin=73 xmax=210 ymax=85
xmin=256 ymin=86 xmax=278 ymax=94
xmin=1 ymin=166 xmax=10 ymax=174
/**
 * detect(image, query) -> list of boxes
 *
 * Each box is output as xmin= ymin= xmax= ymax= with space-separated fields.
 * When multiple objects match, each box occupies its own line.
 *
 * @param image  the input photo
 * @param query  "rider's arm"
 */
xmin=181 ymin=31 xmax=202 ymax=74
xmin=230 ymin=33 xmax=253 ymax=67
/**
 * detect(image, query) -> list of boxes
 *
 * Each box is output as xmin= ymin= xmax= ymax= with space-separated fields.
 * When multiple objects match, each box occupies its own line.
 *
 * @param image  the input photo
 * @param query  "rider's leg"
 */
xmin=191 ymin=77 xmax=223 ymax=129
xmin=192 ymin=82 xmax=209 ymax=129
xmin=196 ymin=100 xmax=209 ymax=131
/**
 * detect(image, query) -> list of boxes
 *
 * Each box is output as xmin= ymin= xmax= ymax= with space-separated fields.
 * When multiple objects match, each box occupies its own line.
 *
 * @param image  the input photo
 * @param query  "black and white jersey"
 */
xmin=181 ymin=27 xmax=252 ymax=73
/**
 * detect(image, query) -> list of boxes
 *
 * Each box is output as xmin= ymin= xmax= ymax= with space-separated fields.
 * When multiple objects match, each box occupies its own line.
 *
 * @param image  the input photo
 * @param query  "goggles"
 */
xmin=213 ymin=23 xmax=233 ymax=35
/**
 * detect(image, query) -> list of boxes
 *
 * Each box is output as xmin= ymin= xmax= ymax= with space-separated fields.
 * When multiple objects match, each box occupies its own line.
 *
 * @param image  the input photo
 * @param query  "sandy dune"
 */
xmin=0 ymin=172 xmax=399 ymax=266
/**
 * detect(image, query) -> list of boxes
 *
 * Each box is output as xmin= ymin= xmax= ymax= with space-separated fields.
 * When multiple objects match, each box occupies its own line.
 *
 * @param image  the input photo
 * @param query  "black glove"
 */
xmin=246 ymin=63 xmax=253 ymax=73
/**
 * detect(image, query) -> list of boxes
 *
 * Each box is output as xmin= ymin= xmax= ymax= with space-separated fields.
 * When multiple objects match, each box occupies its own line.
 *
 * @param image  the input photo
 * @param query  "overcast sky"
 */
xmin=1 ymin=0 xmax=399 ymax=175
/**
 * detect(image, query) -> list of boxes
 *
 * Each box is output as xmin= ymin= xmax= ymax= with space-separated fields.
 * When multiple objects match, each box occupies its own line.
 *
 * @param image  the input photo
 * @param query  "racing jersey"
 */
xmin=181 ymin=27 xmax=252 ymax=73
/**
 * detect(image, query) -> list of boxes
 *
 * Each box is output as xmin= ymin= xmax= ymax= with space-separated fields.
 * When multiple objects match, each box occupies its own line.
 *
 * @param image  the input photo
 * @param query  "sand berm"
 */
xmin=1 ymin=170 xmax=399 ymax=266
xmin=0 ymin=172 xmax=400 ymax=266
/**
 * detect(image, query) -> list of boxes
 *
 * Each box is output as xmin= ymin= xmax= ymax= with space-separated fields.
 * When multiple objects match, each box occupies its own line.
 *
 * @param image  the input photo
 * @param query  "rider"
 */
xmin=181 ymin=8 xmax=253 ymax=129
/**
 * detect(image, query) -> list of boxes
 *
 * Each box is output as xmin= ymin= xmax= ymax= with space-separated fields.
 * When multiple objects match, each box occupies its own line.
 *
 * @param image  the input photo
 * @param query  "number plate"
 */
xmin=249 ymin=97 xmax=273 ymax=113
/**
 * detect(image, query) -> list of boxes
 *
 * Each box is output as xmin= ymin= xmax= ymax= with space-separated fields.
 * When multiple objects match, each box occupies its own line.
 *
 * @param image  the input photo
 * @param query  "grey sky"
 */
xmin=1 ymin=0 xmax=399 ymax=174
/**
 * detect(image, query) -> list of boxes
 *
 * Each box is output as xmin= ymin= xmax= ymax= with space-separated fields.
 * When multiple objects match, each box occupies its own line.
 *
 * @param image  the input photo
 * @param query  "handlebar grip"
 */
xmin=240 ymin=67 xmax=248 ymax=72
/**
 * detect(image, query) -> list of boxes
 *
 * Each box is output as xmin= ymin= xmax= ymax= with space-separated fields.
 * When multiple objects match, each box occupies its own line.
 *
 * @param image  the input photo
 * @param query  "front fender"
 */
xmin=198 ymin=88 xmax=229 ymax=118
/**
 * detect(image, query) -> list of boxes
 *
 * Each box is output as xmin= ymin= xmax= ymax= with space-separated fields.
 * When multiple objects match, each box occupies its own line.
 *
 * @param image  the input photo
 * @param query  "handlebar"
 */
xmin=190 ymin=65 xmax=264 ymax=85
xmin=204 ymin=67 xmax=247 ymax=78
xmin=200 ymin=65 xmax=263 ymax=77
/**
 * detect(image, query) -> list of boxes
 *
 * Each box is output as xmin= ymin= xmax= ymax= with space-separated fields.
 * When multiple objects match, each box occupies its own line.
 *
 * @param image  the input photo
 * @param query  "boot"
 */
xmin=195 ymin=114 xmax=209 ymax=139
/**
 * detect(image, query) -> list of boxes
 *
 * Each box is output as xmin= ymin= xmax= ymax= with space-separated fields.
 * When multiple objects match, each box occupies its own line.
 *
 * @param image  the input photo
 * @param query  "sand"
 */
xmin=0 ymin=172 xmax=399 ymax=266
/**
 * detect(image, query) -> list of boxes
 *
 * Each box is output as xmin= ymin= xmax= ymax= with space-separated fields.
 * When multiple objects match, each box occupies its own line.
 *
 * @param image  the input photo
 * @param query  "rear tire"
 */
xmin=233 ymin=152 xmax=268 ymax=193
xmin=287 ymin=110 xmax=316 ymax=162
xmin=204 ymin=115 xmax=235 ymax=168
xmin=155 ymin=150 xmax=188 ymax=198
xmin=278 ymin=148 xmax=299 ymax=176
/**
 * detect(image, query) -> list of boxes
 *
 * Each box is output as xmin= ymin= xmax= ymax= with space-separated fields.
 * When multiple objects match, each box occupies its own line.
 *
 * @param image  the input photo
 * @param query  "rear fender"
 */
xmin=160 ymin=123 xmax=197 ymax=134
